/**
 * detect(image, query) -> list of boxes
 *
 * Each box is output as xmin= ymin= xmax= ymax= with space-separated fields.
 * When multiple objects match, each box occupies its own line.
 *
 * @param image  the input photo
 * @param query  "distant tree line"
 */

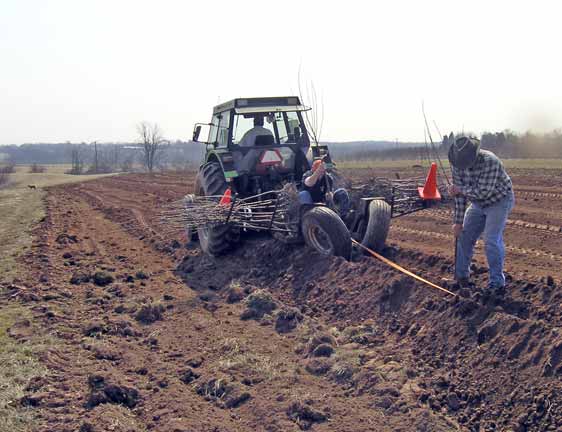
xmin=0 ymin=141 xmax=205 ymax=173
xmin=2 ymin=129 xmax=561 ymax=173
xmin=328 ymin=140 xmax=424 ymax=161
xmin=330 ymin=130 xmax=562 ymax=161
xmin=479 ymin=130 xmax=562 ymax=159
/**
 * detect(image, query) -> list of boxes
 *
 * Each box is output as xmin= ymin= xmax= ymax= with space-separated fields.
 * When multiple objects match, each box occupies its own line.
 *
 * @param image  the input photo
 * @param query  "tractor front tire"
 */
xmin=302 ymin=206 xmax=351 ymax=259
xmin=196 ymin=162 xmax=239 ymax=256
xmin=362 ymin=199 xmax=391 ymax=252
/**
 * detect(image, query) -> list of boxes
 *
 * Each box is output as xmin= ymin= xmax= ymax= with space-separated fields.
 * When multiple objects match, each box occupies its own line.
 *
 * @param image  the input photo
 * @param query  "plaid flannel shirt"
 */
xmin=452 ymin=150 xmax=513 ymax=224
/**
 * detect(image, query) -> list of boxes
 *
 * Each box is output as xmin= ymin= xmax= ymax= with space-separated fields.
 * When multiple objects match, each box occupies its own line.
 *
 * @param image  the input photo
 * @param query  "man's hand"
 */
xmin=304 ymin=162 xmax=326 ymax=187
xmin=453 ymin=224 xmax=463 ymax=237
xmin=447 ymin=184 xmax=462 ymax=197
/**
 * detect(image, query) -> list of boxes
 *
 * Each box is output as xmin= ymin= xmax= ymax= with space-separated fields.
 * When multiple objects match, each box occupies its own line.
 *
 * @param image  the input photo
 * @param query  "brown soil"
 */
xmin=2 ymin=170 xmax=561 ymax=432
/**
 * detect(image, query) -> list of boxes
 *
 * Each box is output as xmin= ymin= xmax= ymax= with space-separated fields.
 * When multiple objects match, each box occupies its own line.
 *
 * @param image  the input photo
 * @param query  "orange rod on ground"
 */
xmin=351 ymin=239 xmax=456 ymax=297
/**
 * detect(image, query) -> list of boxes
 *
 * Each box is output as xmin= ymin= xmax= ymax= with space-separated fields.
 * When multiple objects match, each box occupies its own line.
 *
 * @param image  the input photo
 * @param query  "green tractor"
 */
xmin=190 ymin=96 xmax=392 ymax=259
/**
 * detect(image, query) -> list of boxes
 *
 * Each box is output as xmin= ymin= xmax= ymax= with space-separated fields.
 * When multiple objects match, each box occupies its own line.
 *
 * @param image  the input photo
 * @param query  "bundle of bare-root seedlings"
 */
xmin=157 ymin=183 xmax=302 ymax=239
xmin=350 ymin=176 xmax=450 ymax=218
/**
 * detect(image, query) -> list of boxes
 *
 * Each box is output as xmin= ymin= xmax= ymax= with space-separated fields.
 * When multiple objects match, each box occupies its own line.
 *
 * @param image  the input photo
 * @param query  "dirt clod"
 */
xmin=196 ymin=378 xmax=251 ymax=408
xmin=70 ymin=272 xmax=91 ymax=285
xmin=93 ymin=271 xmax=114 ymax=286
xmin=240 ymin=289 xmax=277 ymax=320
xmin=135 ymin=271 xmax=149 ymax=280
xmin=311 ymin=343 xmax=335 ymax=358
xmin=79 ymin=422 xmax=94 ymax=432
xmin=56 ymin=233 xmax=78 ymax=244
xmin=186 ymin=356 xmax=204 ymax=368
xmin=135 ymin=303 xmax=165 ymax=324
xmin=83 ymin=320 xmax=108 ymax=336
xmin=274 ymin=307 xmax=303 ymax=333
xmin=306 ymin=333 xmax=337 ymax=355
xmin=91 ymin=344 xmax=121 ymax=361
xmin=305 ymin=358 xmax=333 ymax=375
xmin=86 ymin=375 xmax=140 ymax=409
xmin=447 ymin=393 xmax=461 ymax=411
xmin=20 ymin=392 xmax=49 ymax=407
xmin=226 ymin=285 xmax=244 ymax=303
xmin=179 ymin=368 xmax=200 ymax=384
xmin=287 ymin=401 xmax=327 ymax=430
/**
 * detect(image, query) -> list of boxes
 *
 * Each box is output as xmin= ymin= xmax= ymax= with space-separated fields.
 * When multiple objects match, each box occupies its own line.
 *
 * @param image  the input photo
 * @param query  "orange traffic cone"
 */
xmin=219 ymin=188 xmax=232 ymax=206
xmin=418 ymin=163 xmax=441 ymax=200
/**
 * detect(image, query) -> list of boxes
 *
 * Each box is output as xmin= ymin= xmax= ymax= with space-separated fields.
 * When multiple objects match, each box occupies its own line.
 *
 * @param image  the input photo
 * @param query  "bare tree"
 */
xmin=137 ymin=122 xmax=167 ymax=173
xmin=0 ymin=160 xmax=16 ymax=174
xmin=93 ymin=141 xmax=99 ymax=173
xmin=29 ymin=163 xmax=46 ymax=173
xmin=109 ymin=144 xmax=122 ymax=171
xmin=0 ymin=171 xmax=9 ymax=187
xmin=68 ymin=146 xmax=85 ymax=175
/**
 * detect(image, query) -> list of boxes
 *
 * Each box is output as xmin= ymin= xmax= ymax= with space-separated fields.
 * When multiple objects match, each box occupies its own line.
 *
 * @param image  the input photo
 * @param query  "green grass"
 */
xmin=0 ymin=165 xmax=116 ymax=431
xmin=338 ymin=158 xmax=562 ymax=170
xmin=0 ymin=305 xmax=51 ymax=432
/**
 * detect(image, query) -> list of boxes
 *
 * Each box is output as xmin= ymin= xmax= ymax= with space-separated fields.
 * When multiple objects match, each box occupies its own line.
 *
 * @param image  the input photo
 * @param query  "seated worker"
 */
xmin=299 ymin=159 xmax=351 ymax=217
xmin=238 ymin=115 xmax=274 ymax=147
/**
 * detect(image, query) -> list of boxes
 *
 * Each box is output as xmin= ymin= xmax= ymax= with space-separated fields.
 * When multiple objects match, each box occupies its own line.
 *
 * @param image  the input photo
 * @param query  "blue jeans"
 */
xmin=455 ymin=191 xmax=515 ymax=288
xmin=299 ymin=189 xmax=351 ymax=217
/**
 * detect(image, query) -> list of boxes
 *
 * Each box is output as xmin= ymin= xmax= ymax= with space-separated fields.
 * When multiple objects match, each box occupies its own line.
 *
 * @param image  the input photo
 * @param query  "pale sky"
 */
xmin=1 ymin=0 xmax=561 ymax=145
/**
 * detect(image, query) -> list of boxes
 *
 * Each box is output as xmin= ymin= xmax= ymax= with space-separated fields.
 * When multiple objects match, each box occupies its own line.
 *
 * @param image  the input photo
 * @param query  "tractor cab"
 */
xmin=193 ymin=96 xmax=332 ymax=196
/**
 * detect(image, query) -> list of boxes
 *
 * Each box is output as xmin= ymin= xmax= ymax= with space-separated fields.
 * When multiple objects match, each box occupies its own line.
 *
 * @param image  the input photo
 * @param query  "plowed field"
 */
xmin=2 ymin=169 xmax=561 ymax=432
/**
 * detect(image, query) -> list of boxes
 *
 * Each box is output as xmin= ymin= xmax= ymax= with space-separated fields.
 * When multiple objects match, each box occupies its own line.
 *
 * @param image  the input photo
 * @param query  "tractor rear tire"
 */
xmin=362 ymin=199 xmax=391 ymax=252
xmin=195 ymin=162 xmax=239 ymax=256
xmin=302 ymin=206 xmax=351 ymax=259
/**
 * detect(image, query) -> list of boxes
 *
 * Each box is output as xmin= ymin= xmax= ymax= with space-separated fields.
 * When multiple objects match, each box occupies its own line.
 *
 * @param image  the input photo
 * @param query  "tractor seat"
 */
xmin=255 ymin=135 xmax=275 ymax=146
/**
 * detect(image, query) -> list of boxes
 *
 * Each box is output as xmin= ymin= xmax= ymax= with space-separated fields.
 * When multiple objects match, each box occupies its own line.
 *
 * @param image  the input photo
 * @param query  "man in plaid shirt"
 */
xmin=447 ymin=136 xmax=514 ymax=293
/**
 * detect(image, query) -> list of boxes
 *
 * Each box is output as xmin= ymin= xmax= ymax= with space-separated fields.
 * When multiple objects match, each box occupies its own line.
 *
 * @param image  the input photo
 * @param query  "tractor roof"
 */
xmin=213 ymin=96 xmax=308 ymax=115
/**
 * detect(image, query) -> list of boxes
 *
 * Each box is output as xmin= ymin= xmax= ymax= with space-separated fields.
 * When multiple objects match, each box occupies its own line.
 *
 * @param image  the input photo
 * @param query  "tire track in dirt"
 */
xmin=428 ymin=208 xmax=562 ymax=235
xmin=516 ymin=190 xmax=562 ymax=200
xmin=392 ymin=225 xmax=562 ymax=264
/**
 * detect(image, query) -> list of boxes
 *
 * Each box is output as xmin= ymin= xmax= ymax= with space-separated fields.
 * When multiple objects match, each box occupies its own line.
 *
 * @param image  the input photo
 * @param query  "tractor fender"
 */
xmin=203 ymin=151 xmax=238 ymax=180
xmin=203 ymin=151 xmax=222 ymax=170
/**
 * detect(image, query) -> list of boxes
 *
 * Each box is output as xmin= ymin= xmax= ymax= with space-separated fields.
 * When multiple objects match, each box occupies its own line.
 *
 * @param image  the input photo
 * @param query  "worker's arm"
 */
xmin=452 ymin=167 xmax=468 ymax=226
xmin=304 ymin=164 xmax=326 ymax=187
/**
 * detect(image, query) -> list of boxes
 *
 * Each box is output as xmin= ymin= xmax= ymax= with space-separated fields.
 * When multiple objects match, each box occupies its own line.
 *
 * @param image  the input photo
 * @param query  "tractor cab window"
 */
xmin=232 ymin=114 xmax=275 ymax=146
xmin=275 ymin=111 xmax=303 ymax=144
xmin=208 ymin=114 xmax=219 ymax=144
xmin=216 ymin=112 xmax=231 ymax=147
xmin=232 ymin=111 xmax=307 ymax=146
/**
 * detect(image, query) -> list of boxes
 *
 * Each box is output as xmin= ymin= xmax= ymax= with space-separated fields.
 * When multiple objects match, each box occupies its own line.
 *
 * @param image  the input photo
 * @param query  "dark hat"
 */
xmin=448 ymin=136 xmax=481 ymax=169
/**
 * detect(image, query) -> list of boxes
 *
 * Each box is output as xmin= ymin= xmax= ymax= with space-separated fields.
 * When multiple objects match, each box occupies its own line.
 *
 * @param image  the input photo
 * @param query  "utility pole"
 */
xmin=93 ymin=141 xmax=98 ymax=173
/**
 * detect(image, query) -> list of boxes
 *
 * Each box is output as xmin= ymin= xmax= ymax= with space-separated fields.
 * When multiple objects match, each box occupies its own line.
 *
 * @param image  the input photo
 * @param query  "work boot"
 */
xmin=455 ymin=277 xmax=471 ymax=289
xmin=489 ymin=284 xmax=506 ymax=301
